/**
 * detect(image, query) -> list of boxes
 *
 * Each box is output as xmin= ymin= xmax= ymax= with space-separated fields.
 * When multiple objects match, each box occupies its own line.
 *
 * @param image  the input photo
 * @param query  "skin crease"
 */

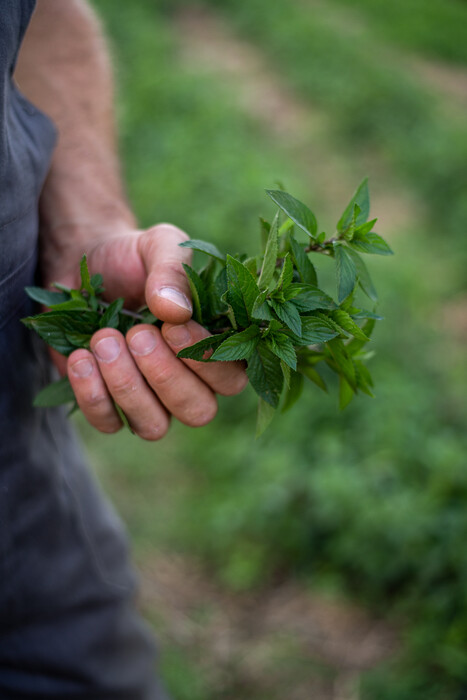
xmin=15 ymin=0 xmax=248 ymax=439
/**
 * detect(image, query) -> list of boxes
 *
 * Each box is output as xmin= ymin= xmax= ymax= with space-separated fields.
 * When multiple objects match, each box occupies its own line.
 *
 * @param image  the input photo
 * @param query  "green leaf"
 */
xmin=33 ymin=376 xmax=76 ymax=407
xmin=270 ymin=299 xmax=302 ymax=336
xmin=258 ymin=211 xmax=279 ymax=290
xmin=266 ymin=190 xmax=317 ymax=238
xmin=337 ymin=177 xmax=370 ymax=232
xmin=177 ymin=331 xmax=233 ymax=361
xmin=256 ymin=398 xmax=276 ymax=437
xmin=339 ymin=376 xmax=355 ymax=410
xmin=346 ymin=248 xmax=378 ymax=302
xmin=287 ymin=284 xmax=337 ymax=312
xmin=179 ymin=239 xmax=225 ymax=263
xmin=100 ymin=298 xmax=124 ymax=329
xmin=211 ymin=325 xmax=260 ymax=361
xmin=267 ymin=332 xmax=297 ymax=370
xmin=354 ymin=359 xmax=375 ymax=396
xmin=65 ymin=331 xmax=92 ymax=349
xmin=350 ymin=232 xmax=393 ymax=256
xmin=259 ymin=217 xmax=271 ymax=251
xmin=330 ymin=309 xmax=369 ymax=341
xmin=45 ymin=298 xmax=89 ymax=312
xmin=80 ymin=255 xmax=94 ymax=296
xmin=226 ymin=255 xmax=260 ymax=328
xmin=326 ymin=338 xmax=357 ymax=390
xmin=91 ymin=273 xmax=104 ymax=294
xmin=251 ymin=290 xmax=272 ymax=321
xmin=21 ymin=309 xmax=100 ymax=356
xmin=289 ymin=237 xmax=317 ymax=285
xmin=247 ymin=343 xmax=283 ymax=407
xmin=351 ymin=309 xmax=383 ymax=321
xmin=276 ymin=253 xmax=294 ymax=291
xmin=25 ymin=287 xmax=70 ymax=307
xmin=355 ymin=218 xmax=377 ymax=236
xmin=286 ymin=315 xmax=340 ymax=345
xmin=299 ymin=364 xmax=328 ymax=392
xmin=282 ymin=371 xmax=304 ymax=412
xmin=334 ymin=243 xmax=357 ymax=303
xmin=182 ymin=263 xmax=208 ymax=324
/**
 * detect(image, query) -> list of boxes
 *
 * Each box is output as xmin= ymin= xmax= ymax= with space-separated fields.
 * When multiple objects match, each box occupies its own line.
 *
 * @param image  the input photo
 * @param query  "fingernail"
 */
xmin=165 ymin=324 xmax=191 ymax=347
xmin=70 ymin=358 xmax=93 ymax=378
xmin=157 ymin=287 xmax=192 ymax=313
xmin=129 ymin=329 xmax=157 ymax=356
xmin=94 ymin=337 xmax=120 ymax=362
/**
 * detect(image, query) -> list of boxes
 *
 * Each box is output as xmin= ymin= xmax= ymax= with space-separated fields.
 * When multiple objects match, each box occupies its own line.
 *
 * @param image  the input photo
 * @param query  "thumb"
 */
xmin=138 ymin=224 xmax=193 ymax=324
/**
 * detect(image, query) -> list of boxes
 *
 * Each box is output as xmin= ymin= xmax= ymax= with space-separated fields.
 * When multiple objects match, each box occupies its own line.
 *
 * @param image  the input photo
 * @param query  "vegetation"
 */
xmin=74 ymin=0 xmax=467 ymax=696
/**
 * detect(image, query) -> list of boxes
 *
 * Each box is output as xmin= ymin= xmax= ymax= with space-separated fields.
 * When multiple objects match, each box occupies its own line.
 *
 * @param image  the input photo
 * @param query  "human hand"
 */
xmin=47 ymin=224 xmax=248 ymax=439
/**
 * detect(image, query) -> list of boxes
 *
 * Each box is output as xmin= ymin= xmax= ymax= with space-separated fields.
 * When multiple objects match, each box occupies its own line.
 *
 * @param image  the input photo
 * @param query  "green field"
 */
xmin=83 ymin=1 xmax=467 ymax=697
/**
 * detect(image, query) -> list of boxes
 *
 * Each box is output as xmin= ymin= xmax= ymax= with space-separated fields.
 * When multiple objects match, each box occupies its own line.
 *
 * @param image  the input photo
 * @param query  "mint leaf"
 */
xmin=326 ymin=338 xmax=357 ymax=390
xmin=247 ymin=343 xmax=283 ymax=407
xmin=65 ymin=331 xmax=92 ymax=349
xmin=177 ymin=331 xmax=233 ymax=361
xmin=346 ymin=248 xmax=378 ymax=302
xmin=331 ymin=309 xmax=369 ymax=341
xmin=256 ymin=398 xmax=276 ymax=437
xmin=270 ymin=299 xmax=302 ymax=336
xmin=258 ymin=211 xmax=279 ymax=290
xmin=226 ymin=255 xmax=260 ymax=328
xmin=337 ymin=177 xmax=370 ymax=232
xmin=299 ymin=363 xmax=328 ymax=392
xmin=179 ymin=239 xmax=225 ymax=263
xmin=276 ymin=253 xmax=294 ymax=291
xmin=100 ymin=298 xmax=124 ymax=329
xmin=266 ymin=190 xmax=318 ymax=239
xmin=33 ymin=376 xmax=76 ymax=407
xmin=267 ymin=332 xmax=297 ymax=370
xmin=25 ymin=287 xmax=70 ymax=307
xmin=339 ymin=376 xmax=355 ymax=410
xmin=286 ymin=315 xmax=340 ymax=345
xmin=334 ymin=243 xmax=357 ymax=303
xmin=22 ymin=310 xmax=99 ymax=356
xmin=211 ymin=325 xmax=260 ymax=361
xmin=182 ymin=263 xmax=208 ymax=324
xmin=282 ymin=371 xmax=304 ymax=412
xmin=350 ymin=232 xmax=393 ymax=256
xmin=80 ymin=255 xmax=94 ymax=296
xmin=289 ymin=236 xmax=317 ymax=285
xmin=288 ymin=284 xmax=337 ymax=312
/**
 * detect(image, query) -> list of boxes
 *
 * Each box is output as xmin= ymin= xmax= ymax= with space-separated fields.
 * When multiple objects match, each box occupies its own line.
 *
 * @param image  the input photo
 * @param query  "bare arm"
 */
xmin=15 ymin=0 xmax=135 ymax=269
xmin=15 ymin=0 xmax=247 ymax=438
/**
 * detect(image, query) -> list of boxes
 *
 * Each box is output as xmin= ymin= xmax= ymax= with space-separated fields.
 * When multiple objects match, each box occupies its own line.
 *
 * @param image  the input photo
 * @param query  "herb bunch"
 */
xmin=22 ymin=179 xmax=392 ymax=435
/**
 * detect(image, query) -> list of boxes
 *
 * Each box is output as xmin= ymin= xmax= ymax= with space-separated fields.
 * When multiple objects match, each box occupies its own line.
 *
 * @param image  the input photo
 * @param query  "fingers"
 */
xmin=68 ymin=339 xmax=171 ymax=440
xmin=162 ymin=321 xmax=249 ymax=396
xmin=137 ymin=224 xmax=193 ymax=325
xmin=126 ymin=325 xmax=218 ymax=427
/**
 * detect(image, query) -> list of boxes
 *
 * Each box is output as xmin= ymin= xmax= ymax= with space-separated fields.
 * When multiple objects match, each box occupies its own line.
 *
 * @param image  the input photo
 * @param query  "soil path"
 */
xmin=140 ymin=554 xmax=398 ymax=700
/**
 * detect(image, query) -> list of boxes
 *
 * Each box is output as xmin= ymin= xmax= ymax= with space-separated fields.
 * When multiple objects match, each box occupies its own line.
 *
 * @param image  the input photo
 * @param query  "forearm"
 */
xmin=15 ymin=0 xmax=135 ymax=269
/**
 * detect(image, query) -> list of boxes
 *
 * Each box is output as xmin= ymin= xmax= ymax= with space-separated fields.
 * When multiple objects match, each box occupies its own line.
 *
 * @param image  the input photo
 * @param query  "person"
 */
xmin=0 ymin=1 xmax=247 ymax=697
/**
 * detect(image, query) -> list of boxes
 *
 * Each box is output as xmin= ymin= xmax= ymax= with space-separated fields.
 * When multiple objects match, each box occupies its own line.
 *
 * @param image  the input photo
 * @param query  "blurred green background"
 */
xmin=82 ymin=1 xmax=467 ymax=697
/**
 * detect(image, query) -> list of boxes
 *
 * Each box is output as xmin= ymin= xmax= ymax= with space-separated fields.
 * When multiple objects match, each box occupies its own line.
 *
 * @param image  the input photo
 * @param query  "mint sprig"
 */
xmin=22 ymin=179 xmax=392 ymax=435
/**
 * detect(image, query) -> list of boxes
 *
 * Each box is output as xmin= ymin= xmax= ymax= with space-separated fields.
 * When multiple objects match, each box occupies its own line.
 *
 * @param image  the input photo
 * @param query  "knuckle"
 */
xmin=149 ymin=361 xmax=177 ymax=387
xmin=110 ymin=374 xmax=139 ymax=400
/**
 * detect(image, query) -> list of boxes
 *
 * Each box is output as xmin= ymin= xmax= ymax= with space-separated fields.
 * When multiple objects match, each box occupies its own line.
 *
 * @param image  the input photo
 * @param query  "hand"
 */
xmin=47 ymin=224 xmax=248 ymax=439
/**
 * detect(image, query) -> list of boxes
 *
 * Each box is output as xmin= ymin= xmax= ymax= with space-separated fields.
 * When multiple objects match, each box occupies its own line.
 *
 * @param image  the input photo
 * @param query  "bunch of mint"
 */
xmin=22 ymin=179 xmax=392 ymax=435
